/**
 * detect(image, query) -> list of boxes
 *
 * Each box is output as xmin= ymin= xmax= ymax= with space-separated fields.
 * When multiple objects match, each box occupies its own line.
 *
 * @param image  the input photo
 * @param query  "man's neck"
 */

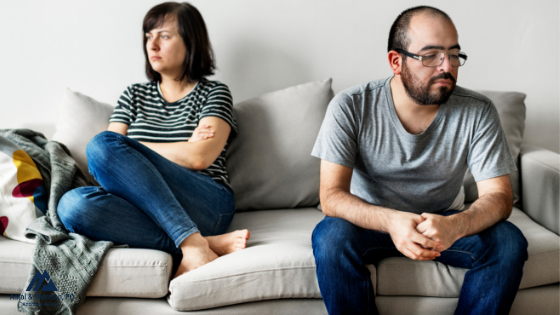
xmin=389 ymin=76 xmax=440 ymax=135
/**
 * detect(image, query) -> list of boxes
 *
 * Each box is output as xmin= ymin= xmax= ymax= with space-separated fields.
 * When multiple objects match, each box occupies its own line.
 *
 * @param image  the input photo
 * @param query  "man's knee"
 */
xmin=488 ymin=221 xmax=528 ymax=264
xmin=312 ymin=216 xmax=362 ymax=263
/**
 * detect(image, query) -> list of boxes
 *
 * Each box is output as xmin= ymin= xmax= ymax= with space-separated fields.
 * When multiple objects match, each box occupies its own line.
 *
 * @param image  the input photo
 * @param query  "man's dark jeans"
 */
xmin=312 ymin=210 xmax=528 ymax=315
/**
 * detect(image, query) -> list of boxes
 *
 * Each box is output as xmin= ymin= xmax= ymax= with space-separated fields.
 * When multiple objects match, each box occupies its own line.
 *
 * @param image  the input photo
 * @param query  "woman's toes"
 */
xmin=205 ymin=229 xmax=251 ymax=256
xmin=231 ymin=238 xmax=245 ymax=250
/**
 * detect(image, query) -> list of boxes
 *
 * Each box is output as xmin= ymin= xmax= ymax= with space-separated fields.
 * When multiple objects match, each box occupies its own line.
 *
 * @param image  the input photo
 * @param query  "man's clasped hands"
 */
xmin=388 ymin=211 xmax=462 ymax=261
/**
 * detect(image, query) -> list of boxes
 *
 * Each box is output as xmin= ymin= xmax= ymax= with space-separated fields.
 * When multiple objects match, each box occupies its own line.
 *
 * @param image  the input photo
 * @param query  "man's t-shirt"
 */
xmin=311 ymin=76 xmax=516 ymax=214
xmin=109 ymin=79 xmax=237 ymax=191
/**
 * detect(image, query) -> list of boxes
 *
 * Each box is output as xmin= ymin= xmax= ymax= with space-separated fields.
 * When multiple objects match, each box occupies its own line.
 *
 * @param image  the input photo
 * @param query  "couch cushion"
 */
xmin=463 ymin=91 xmax=526 ymax=205
xmin=375 ymin=207 xmax=560 ymax=297
xmin=226 ymin=79 xmax=334 ymax=211
xmin=52 ymin=88 xmax=114 ymax=184
xmin=168 ymin=206 xmax=558 ymax=310
xmin=0 ymin=236 xmax=172 ymax=298
xmin=168 ymin=208 xmax=362 ymax=311
xmin=520 ymin=144 xmax=560 ymax=235
xmin=374 ymin=285 xmax=560 ymax=315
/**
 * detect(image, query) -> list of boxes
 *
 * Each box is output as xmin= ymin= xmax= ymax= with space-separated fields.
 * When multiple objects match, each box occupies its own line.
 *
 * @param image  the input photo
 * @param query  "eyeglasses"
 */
xmin=395 ymin=49 xmax=468 ymax=67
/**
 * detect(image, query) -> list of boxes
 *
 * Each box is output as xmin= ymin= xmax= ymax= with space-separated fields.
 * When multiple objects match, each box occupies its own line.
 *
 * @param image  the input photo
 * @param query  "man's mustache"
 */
xmin=430 ymin=72 xmax=456 ymax=85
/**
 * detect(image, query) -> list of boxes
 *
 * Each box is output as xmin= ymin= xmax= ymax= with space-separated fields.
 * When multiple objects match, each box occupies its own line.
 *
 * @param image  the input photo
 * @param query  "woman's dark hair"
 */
xmin=143 ymin=2 xmax=215 ymax=83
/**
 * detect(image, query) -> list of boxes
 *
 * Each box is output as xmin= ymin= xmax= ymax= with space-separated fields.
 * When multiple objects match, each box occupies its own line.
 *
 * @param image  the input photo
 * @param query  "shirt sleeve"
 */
xmin=109 ymin=85 xmax=136 ymax=125
xmin=311 ymin=93 xmax=358 ymax=168
xmin=200 ymin=83 xmax=237 ymax=138
xmin=468 ymin=101 xmax=517 ymax=182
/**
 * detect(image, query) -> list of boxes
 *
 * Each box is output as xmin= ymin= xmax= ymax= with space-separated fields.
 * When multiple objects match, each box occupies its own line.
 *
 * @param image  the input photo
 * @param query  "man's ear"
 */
xmin=388 ymin=50 xmax=402 ymax=75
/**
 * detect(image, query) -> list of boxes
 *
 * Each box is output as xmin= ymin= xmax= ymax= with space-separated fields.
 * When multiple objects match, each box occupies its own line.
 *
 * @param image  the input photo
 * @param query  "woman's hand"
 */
xmin=141 ymin=117 xmax=229 ymax=171
xmin=188 ymin=124 xmax=215 ymax=143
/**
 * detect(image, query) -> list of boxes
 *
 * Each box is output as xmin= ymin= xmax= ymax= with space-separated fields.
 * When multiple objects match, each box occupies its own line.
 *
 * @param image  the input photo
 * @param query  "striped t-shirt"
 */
xmin=109 ymin=79 xmax=237 ymax=190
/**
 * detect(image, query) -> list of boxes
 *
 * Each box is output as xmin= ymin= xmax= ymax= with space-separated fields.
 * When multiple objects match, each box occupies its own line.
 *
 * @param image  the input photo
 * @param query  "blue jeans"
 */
xmin=312 ymin=211 xmax=528 ymax=315
xmin=58 ymin=131 xmax=235 ymax=256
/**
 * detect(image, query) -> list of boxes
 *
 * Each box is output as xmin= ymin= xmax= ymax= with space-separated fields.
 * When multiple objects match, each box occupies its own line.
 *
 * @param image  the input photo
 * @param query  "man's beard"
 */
xmin=401 ymin=61 xmax=456 ymax=105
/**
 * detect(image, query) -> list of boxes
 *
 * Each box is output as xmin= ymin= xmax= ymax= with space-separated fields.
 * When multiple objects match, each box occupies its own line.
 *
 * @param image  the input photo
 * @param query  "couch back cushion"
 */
xmin=463 ymin=91 xmax=526 ymax=204
xmin=52 ymin=88 xmax=114 ymax=183
xmin=227 ymin=79 xmax=334 ymax=211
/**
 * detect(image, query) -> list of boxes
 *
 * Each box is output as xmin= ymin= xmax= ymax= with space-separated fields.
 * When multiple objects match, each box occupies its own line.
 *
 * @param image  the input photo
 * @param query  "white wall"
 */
xmin=1 ymin=0 xmax=558 ymax=152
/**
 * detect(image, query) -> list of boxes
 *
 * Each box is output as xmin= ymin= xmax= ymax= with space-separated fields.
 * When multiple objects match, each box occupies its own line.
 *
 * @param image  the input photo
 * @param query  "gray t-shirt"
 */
xmin=311 ymin=76 xmax=517 ymax=214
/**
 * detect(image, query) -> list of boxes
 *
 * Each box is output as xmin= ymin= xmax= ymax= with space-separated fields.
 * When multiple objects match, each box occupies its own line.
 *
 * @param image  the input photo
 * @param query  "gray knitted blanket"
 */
xmin=0 ymin=129 xmax=113 ymax=315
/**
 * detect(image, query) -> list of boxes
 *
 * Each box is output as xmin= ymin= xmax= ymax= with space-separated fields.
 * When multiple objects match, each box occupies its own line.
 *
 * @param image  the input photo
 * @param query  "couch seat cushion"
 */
xmin=0 ymin=237 xmax=172 ymax=298
xmin=376 ymin=207 xmax=560 ymax=297
xmin=168 ymin=208 xmax=358 ymax=311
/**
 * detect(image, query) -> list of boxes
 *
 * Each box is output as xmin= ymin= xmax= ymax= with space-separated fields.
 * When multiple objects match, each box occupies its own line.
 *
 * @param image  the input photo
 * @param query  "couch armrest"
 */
xmin=520 ymin=143 xmax=559 ymax=235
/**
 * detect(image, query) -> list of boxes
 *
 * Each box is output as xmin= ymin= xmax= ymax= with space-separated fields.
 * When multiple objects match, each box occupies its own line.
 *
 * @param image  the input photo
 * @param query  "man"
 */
xmin=311 ymin=6 xmax=528 ymax=315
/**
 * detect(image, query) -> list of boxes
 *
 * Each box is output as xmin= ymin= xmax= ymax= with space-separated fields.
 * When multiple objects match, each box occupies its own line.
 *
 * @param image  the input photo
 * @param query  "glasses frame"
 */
xmin=395 ymin=49 xmax=468 ymax=67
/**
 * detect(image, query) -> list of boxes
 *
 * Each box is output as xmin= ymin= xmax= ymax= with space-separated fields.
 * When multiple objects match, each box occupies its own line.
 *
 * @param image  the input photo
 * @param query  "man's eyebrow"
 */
xmin=419 ymin=44 xmax=461 ymax=52
xmin=419 ymin=45 xmax=444 ymax=52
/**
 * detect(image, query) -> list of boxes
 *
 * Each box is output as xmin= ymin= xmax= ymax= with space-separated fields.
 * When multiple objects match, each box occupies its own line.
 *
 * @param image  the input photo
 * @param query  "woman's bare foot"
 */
xmin=206 ymin=229 xmax=250 ymax=256
xmin=174 ymin=233 xmax=218 ymax=279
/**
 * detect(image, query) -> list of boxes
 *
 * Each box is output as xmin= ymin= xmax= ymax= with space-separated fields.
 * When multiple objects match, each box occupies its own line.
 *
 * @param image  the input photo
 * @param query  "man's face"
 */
xmin=400 ymin=14 xmax=460 ymax=105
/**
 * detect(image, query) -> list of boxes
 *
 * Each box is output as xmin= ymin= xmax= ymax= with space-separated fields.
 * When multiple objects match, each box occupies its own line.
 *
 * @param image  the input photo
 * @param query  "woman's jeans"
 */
xmin=312 ymin=211 xmax=529 ymax=315
xmin=58 ymin=131 xmax=235 ymax=256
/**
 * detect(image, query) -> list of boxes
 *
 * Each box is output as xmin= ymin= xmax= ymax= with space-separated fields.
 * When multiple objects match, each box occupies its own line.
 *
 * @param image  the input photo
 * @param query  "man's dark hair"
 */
xmin=143 ymin=2 xmax=215 ymax=83
xmin=387 ymin=6 xmax=453 ymax=53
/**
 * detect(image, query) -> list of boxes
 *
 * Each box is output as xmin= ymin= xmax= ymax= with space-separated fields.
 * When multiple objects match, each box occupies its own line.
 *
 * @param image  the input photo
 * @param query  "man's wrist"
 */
xmin=379 ymin=207 xmax=398 ymax=234
xmin=446 ymin=213 xmax=465 ymax=241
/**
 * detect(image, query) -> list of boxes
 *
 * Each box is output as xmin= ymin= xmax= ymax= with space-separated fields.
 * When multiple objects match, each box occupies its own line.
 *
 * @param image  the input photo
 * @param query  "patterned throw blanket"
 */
xmin=0 ymin=129 xmax=112 ymax=315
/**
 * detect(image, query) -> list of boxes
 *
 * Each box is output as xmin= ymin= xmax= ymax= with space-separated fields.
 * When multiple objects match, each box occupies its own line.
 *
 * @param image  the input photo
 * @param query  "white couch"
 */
xmin=1 ymin=79 xmax=558 ymax=314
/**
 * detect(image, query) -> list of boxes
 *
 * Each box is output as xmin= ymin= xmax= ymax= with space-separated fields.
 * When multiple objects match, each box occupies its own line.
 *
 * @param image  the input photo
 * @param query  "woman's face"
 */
xmin=145 ymin=17 xmax=187 ymax=78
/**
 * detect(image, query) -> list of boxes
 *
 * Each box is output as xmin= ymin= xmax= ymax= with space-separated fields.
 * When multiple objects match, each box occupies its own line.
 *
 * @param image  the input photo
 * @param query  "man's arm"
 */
xmin=320 ymin=159 xmax=443 ymax=260
xmin=417 ymin=174 xmax=513 ymax=250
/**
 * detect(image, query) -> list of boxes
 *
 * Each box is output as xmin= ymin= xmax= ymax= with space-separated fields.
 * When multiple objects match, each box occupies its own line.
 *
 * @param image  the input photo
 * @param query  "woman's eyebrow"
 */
xmin=146 ymin=30 xmax=171 ymax=34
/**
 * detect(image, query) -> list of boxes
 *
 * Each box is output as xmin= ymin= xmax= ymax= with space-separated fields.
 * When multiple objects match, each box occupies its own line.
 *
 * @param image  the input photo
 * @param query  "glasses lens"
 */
xmin=422 ymin=52 xmax=467 ymax=67
xmin=450 ymin=53 xmax=468 ymax=67
xmin=458 ymin=53 xmax=467 ymax=66
xmin=450 ymin=54 xmax=461 ymax=66
xmin=422 ymin=53 xmax=442 ymax=67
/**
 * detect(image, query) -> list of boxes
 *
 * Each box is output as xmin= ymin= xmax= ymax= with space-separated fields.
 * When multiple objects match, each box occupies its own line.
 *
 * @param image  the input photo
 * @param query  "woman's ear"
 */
xmin=388 ymin=50 xmax=402 ymax=75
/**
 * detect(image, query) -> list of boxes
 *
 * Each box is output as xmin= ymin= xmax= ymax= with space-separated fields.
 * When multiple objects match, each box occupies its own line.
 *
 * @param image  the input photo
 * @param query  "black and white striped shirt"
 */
xmin=109 ymin=79 xmax=237 ymax=190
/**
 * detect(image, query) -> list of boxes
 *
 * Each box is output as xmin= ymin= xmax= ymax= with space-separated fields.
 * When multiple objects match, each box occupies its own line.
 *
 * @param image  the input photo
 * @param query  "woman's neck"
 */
xmin=159 ymin=75 xmax=198 ymax=103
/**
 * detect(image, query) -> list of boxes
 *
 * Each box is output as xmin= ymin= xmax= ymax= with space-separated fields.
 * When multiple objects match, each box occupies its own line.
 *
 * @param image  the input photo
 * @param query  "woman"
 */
xmin=58 ymin=2 xmax=249 ymax=278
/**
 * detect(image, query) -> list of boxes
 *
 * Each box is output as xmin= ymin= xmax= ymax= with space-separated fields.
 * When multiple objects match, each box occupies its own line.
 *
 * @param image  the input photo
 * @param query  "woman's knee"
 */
xmin=86 ymin=131 xmax=121 ymax=168
xmin=86 ymin=131 xmax=122 ymax=176
xmin=57 ymin=187 xmax=99 ymax=233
